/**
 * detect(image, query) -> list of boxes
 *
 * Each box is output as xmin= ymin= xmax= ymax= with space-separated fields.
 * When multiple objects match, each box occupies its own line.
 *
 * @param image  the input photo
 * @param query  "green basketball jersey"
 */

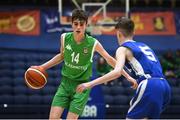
xmin=61 ymin=32 xmax=97 ymax=81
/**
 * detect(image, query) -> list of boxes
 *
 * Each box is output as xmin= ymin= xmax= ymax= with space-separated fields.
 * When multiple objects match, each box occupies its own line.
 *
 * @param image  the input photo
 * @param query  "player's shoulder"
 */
xmin=61 ymin=32 xmax=72 ymax=37
xmin=117 ymin=46 xmax=129 ymax=52
xmin=61 ymin=32 xmax=73 ymax=42
xmin=60 ymin=33 xmax=66 ymax=39
xmin=86 ymin=34 xmax=97 ymax=44
xmin=121 ymin=40 xmax=145 ymax=51
xmin=86 ymin=33 xmax=96 ymax=39
xmin=121 ymin=40 xmax=136 ymax=46
xmin=116 ymin=46 xmax=133 ymax=59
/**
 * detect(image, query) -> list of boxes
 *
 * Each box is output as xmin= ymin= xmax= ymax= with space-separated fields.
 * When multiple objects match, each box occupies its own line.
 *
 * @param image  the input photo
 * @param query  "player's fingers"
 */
xmin=76 ymin=85 xmax=83 ymax=93
xmin=130 ymin=86 xmax=134 ymax=89
xmin=131 ymin=83 xmax=136 ymax=89
xmin=133 ymin=83 xmax=138 ymax=89
xmin=76 ymin=85 xmax=80 ymax=93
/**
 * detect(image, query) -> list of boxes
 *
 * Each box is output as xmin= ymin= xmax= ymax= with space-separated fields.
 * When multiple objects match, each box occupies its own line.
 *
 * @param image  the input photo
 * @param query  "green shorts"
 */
xmin=51 ymin=76 xmax=90 ymax=115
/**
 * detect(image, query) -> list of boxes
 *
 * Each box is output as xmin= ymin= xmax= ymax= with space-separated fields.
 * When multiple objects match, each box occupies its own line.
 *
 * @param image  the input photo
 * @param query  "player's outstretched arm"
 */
xmin=39 ymin=34 xmax=65 ymax=70
xmin=77 ymin=47 xmax=132 ymax=93
xmin=95 ymin=41 xmax=137 ymax=87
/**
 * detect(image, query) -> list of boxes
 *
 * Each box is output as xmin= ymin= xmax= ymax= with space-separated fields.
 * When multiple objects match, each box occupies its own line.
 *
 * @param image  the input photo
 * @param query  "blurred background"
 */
xmin=0 ymin=0 xmax=180 ymax=119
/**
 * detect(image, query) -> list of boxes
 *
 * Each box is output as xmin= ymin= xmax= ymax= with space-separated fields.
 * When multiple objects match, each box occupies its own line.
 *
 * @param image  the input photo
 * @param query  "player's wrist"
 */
xmin=39 ymin=65 xmax=48 ymax=71
xmin=88 ymin=81 xmax=95 ymax=89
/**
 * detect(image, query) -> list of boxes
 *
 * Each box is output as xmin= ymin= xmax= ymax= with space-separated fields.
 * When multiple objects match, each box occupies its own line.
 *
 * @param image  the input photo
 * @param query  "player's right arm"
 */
xmin=40 ymin=34 xmax=65 ymax=70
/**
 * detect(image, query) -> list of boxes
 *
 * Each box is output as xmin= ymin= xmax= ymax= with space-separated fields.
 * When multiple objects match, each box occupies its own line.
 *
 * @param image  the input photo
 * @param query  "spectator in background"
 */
xmin=160 ymin=50 xmax=176 ymax=78
xmin=96 ymin=56 xmax=112 ymax=77
xmin=174 ymin=49 xmax=180 ymax=78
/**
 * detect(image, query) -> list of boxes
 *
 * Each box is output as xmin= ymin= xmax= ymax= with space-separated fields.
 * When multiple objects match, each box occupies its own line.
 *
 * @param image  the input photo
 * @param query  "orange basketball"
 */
xmin=24 ymin=66 xmax=48 ymax=89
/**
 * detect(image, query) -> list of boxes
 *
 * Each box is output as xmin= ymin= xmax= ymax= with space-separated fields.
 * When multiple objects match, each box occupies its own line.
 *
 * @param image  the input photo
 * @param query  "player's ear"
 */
xmin=117 ymin=31 xmax=123 ymax=39
xmin=116 ymin=30 xmax=120 ymax=39
xmin=132 ymin=31 xmax=135 ymax=36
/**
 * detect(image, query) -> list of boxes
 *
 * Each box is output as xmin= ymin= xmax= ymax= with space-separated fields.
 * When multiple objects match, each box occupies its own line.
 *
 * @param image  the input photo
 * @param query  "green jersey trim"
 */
xmin=61 ymin=33 xmax=66 ymax=52
xmin=90 ymin=39 xmax=97 ymax=62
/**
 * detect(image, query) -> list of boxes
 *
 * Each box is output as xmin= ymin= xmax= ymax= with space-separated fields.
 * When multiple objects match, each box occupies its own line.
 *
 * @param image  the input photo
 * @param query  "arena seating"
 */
xmin=0 ymin=49 xmax=59 ymax=118
xmin=0 ymin=49 xmax=180 ymax=119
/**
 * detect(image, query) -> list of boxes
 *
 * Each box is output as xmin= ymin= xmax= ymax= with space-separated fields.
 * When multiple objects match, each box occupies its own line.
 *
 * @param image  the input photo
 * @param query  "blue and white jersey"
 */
xmin=121 ymin=40 xmax=164 ymax=83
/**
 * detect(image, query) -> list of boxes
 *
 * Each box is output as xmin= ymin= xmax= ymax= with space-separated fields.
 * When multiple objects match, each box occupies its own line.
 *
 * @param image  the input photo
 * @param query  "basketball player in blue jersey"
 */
xmin=76 ymin=17 xmax=171 ymax=119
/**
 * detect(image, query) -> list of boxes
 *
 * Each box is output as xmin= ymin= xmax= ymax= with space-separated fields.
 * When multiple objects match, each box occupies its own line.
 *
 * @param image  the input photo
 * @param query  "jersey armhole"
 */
xmin=121 ymin=45 xmax=133 ymax=55
xmin=61 ymin=33 xmax=66 ymax=52
xmin=121 ymin=45 xmax=132 ymax=51
xmin=90 ymin=39 xmax=98 ymax=62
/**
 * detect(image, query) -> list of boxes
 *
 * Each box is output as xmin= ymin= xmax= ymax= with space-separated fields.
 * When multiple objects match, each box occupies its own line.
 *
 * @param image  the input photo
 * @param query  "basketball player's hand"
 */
xmin=131 ymin=80 xmax=138 ymax=89
xmin=31 ymin=66 xmax=45 ymax=71
xmin=128 ymin=77 xmax=138 ymax=89
xmin=76 ymin=82 xmax=91 ymax=93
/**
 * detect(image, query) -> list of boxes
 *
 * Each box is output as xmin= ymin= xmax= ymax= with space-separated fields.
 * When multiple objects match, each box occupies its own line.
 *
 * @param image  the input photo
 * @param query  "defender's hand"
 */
xmin=76 ymin=82 xmax=91 ymax=93
xmin=128 ymin=77 xmax=138 ymax=89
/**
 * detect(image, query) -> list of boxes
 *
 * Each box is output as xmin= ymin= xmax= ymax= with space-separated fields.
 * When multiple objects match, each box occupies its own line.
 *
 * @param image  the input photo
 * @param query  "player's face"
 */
xmin=72 ymin=19 xmax=87 ymax=35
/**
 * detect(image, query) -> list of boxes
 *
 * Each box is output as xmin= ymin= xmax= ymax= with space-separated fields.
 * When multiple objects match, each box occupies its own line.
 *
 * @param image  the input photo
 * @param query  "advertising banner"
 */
xmin=0 ymin=10 xmax=40 ymax=35
xmin=42 ymin=10 xmax=72 ymax=33
xmin=58 ymin=11 xmax=176 ymax=35
xmin=132 ymin=12 xmax=176 ymax=35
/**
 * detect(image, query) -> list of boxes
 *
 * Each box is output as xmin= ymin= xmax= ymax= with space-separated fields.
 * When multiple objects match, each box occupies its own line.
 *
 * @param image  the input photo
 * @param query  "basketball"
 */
xmin=24 ymin=66 xmax=48 ymax=89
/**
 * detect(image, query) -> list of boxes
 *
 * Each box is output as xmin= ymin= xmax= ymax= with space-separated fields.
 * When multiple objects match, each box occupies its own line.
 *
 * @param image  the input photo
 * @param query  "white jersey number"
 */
xmin=139 ymin=46 xmax=157 ymax=62
xmin=71 ymin=52 xmax=80 ymax=64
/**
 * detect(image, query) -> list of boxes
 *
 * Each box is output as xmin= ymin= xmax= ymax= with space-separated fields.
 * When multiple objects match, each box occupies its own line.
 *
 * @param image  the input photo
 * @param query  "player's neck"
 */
xmin=73 ymin=33 xmax=85 ymax=44
xmin=120 ymin=37 xmax=133 ymax=45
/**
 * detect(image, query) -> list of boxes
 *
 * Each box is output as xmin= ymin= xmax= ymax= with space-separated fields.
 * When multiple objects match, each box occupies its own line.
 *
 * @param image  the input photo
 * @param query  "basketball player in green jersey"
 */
xmin=35 ymin=9 xmax=136 ymax=119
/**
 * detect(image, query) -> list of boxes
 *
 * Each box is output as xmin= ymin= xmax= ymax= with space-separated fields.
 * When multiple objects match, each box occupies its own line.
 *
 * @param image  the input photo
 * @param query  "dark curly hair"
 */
xmin=71 ymin=9 xmax=88 ymax=23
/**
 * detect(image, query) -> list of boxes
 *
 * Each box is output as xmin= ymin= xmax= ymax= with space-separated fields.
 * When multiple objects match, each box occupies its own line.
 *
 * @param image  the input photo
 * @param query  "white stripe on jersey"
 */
xmin=129 ymin=57 xmax=151 ymax=79
xmin=128 ymin=80 xmax=148 ymax=113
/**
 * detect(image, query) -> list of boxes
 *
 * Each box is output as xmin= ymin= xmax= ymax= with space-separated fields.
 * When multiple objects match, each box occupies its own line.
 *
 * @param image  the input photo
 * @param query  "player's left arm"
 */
xmin=95 ymin=41 xmax=116 ymax=68
xmin=95 ymin=41 xmax=135 ymax=81
xmin=76 ymin=47 xmax=126 ymax=93
xmin=93 ymin=46 xmax=126 ymax=84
